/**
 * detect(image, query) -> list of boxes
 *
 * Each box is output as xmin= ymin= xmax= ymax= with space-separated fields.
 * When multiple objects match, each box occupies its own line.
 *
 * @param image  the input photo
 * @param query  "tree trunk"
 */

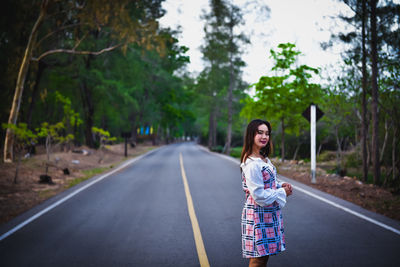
xmin=335 ymin=126 xmax=343 ymax=170
xmin=27 ymin=61 xmax=46 ymax=129
xmin=79 ymin=55 xmax=95 ymax=148
xmin=380 ymin=118 xmax=389 ymax=163
xmin=224 ymin=71 xmax=233 ymax=155
xmin=361 ymin=0 xmax=369 ymax=182
xmin=393 ymin=126 xmax=397 ymax=182
xmin=81 ymin=81 xmax=95 ymax=148
xmin=281 ymin=117 xmax=285 ymax=161
xmin=208 ymin=109 xmax=214 ymax=148
xmin=73 ymin=114 xmax=79 ymax=146
xmin=14 ymin=149 xmax=22 ymax=184
xmin=367 ymin=134 xmax=371 ymax=166
xmin=224 ymin=19 xmax=234 ymax=155
xmin=3 ymin=0 xmax=48 ymax=162
xmin=130 ymin=113 xmax=137 ymax=145
xmin=45 ymin=134 xmax=51 ymax=175
xmin=317 ymin=143 xmax=323 ymax=156
xmin=292 ymin=141 xmax=301 ymax=161
xmin=370 ymin=0 xmax=380 ymax=184
xmin=212 ymin=110 xmax=217 ymax=147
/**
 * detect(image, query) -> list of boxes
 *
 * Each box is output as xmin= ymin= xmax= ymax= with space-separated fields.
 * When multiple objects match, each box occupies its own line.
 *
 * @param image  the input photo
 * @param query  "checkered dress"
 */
xmin=241 ymin=158 xmax=286 ymax=258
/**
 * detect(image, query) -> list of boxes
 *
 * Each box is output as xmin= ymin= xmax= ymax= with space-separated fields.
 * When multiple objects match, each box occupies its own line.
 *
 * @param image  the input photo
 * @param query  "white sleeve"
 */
xmin=242 ymin=161 xmax=287 ymax=208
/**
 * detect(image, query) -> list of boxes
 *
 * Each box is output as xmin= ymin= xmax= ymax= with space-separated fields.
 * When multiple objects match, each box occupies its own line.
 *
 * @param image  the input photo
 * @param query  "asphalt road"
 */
xmin=1 ymin=142 xmax=399 ymax=266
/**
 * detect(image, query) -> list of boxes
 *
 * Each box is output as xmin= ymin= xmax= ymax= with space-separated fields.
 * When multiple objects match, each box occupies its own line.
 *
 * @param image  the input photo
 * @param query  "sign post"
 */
xmin=302 ymin=104 xmax=324 ymax=184
xmin=121 ymin=132 xmax=132 ymax=157
xmin=310 ymin=105 xmax=316 ymax=183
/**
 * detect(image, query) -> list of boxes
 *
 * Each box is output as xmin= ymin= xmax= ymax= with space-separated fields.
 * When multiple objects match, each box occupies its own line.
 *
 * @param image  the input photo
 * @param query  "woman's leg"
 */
xmin=249 ymin=255 xmax=269 ymax=267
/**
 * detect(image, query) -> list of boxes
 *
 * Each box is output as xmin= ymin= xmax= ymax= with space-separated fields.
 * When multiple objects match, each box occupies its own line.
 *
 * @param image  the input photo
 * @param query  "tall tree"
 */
xmin=242 ymin=43 xmax=323 ymax=161
xmin=370 ymin=0 xmax=380 ymax=184
xmin=361 ymin=0 xmax=369 ymax=182
xmin=3 ymin=0 xmax=48 ymax=162
xmin=224 ymin=2 xmax=248 ymax=155
xmin=326 ymin=0 xmax=400 ymax=184
xmin=200 ymin=0 xmax=247 ymax=150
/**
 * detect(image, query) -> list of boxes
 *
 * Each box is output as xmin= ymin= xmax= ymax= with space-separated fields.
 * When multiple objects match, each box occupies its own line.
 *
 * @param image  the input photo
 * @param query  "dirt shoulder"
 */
xmin=273 ymin=159 xmax=400 ymax=222
xmin=0 ymin=143 xmax=158 ymax=225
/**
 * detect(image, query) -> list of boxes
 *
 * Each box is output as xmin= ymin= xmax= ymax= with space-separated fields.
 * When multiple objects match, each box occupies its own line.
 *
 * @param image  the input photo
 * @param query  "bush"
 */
xmin=230 ymin=147 xmax=242 ymax=158
xmin=345 ymin=151 xmax=361 ymax=168
xmin=210 ymin=146 xmax=223 ymax=153
xmin=317 ymin=151 xmax=336 ymax=162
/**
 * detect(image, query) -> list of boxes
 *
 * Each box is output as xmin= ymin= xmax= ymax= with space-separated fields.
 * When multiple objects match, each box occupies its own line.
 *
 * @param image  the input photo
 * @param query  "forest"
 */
xmin=1 ymin=0 xmax=399 ymax=190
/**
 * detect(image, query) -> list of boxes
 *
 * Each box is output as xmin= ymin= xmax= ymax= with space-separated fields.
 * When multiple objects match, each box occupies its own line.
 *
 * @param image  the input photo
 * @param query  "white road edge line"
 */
xmin=202 ymin=145 xmax=400 ymax=236
xmin=0 ymin=148 xmax=158 ymax=242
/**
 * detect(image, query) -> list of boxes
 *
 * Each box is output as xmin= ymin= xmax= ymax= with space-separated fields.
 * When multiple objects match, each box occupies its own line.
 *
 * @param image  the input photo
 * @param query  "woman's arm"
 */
xmin=242 ymin=162 xmax=287 ymax=207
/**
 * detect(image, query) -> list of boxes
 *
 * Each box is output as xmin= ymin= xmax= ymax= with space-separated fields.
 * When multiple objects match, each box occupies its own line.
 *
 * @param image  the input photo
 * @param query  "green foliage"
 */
xmin=210 ymin=146 xmax=224 ymax=153
xmin=317 ymin=151 xmax=336 ymax=162
xmin=36 ymin=122 xmax=73 ymax=145
xmin=242 ymin=43 xmax=322 ymax=133
xmin=241 ymin=43 xmax=323 ymax=159
xmin=92 ymin=127 xmax=117 ymax=145
xmin=2 ymin=122 xmax=37 ymax=183
xmin=0 ymin=0 xmax=194 ymax=151
xmin=195 ymin=0 xmax=249 ymax=147
xmin=345 ymin=151 xmax=362 ymax=169
xmin=55 ymin=91 xmax=82 ymax=130
xmin=36 ymin=121 xmax=74 ymax=175
xmin=230 ymin=147 xmax=242 ymax=158
xmin=2 ymin=123 xmax=37 ymax=148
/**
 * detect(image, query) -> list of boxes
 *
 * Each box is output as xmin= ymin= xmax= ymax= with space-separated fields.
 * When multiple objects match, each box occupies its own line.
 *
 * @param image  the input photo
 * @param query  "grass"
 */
xmin=65 ymin=166 xmax=111 ymax=189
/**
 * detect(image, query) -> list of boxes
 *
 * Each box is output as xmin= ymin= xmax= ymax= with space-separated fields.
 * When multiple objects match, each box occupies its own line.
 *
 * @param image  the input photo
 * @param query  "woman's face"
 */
xmin=253 ymin=124 xmax=269 ymax=150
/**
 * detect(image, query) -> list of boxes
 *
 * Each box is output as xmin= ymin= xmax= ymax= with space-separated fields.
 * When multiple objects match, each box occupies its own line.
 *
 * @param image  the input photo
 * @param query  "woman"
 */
xmin=240 ymin=119 xmax=292 ymax=267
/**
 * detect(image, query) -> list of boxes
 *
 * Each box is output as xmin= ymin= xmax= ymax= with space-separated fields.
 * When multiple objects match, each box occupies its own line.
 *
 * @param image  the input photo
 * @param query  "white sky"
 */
xmin=159 ymin=0 xmax=353 ymax=85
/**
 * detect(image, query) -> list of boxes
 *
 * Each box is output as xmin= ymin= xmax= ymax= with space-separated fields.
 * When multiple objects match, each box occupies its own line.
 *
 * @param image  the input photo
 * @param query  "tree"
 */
xmin=1 ymin=123 xmax=37 ymax=184
xmin=92 ymin=127 xmax=116 ymax=163
xmin=242 ymin=43 xmax=323 ymax=160
xmin=326 ymin=0 xmax=400 ymax=185
xmin=4 ymin=0 xmax=166 ymax=162
xmin=223 ymin=2 xmax=248 ymax=155
xmin=199 ymin=0 xmax=247 ymax=150
xmin=370 ymin=0 xmax=380 ymax=184
xmin=361 ymin=0 xmax=369 ymax=182
xmin=36 ymin=122 xmax=73 ymax=175
xmin=55 ymin=91 xmax=82 ymax=150
xmin=321 ymin=81 xmax=357 ymax=174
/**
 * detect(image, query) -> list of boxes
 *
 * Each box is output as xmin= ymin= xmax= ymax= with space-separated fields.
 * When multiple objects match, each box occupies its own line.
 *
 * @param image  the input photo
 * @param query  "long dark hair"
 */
xmin=240 ymin=119 xmax=273 ymax=163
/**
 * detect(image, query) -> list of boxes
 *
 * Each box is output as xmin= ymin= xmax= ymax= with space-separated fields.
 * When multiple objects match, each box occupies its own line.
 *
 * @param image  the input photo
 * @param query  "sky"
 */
xmin=159 ymin=0 xmax=353 ymax=85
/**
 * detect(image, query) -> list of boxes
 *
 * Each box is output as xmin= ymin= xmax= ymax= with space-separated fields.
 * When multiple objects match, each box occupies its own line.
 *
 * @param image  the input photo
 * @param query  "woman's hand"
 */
xmin=282 ymin=183 xmax=293 ymax=196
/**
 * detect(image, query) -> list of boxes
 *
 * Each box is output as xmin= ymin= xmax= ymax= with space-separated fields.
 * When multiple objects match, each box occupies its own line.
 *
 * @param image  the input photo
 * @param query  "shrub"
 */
xmin=344 ymin=151 xmax=361 ymax=168
xmin=230 ymin=147 xmax=242 ymax=158
xmin=210 ymin=146 xmax=223 ymax=153
xmin=317 ymin=151 xmax=336 ymax=162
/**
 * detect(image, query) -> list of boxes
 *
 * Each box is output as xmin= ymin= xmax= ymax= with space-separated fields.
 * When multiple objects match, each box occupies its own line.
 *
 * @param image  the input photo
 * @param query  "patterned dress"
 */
xmin=240 ymin=157 xmax=286 ymax=258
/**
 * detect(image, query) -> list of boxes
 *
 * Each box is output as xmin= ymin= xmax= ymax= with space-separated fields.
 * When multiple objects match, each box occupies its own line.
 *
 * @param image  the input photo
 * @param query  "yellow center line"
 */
xmin=179 ymin=153 xmax=210 ymax=267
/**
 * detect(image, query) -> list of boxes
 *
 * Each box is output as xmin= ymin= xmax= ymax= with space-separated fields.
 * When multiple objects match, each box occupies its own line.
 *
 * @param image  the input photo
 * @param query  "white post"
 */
xmin=311 ymin=104 xmax=316 ymax=183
